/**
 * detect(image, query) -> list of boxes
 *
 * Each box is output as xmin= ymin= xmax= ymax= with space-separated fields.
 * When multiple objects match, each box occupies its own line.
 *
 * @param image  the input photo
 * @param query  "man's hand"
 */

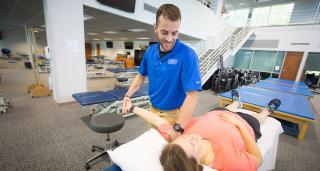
xmin=217 ymin=112 xmax=243 ymax=127
xmin=122 ymin=96 xmax=132 ymax=113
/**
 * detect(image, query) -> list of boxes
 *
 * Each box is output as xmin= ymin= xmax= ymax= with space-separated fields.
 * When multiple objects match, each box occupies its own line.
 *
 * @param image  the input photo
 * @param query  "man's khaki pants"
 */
xmin=148 ymin=105 xmax=180 ymax=128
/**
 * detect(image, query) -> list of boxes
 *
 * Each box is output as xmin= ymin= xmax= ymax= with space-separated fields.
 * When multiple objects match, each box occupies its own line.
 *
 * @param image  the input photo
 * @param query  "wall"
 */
xmin=0 ymin=27 xmax=47 ymax=55
xmin=242 ymin=25 xmax=320 ymax=52
xmin=90 ymin=40 xmax=149 ymax=59
xmin=83 ymin=0 xmax=234 ymax=43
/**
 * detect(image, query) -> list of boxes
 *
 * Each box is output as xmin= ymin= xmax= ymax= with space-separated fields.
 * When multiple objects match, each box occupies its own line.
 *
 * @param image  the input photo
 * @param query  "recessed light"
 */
xmin=119 ymin=37 xmax=128 ymax=40
xmin=34 ymin=30 xmax=39 ymax=32
xmin=240 ymin=3 xmax=243 ymax=5
xmin=93 ymin=38 xmax=100 ymax=41
xmin=137 ymin=37 xmax=150 ymax=40
xmin=84 ymin=14 xmax=94 ymax=21
xmin=104 ymin=31 xmax=118 ymax=34
xmin=87 ymin=33 xmax=98 ymax=35
xmin=128 ymin=29 xmax=146 ymax=32
xmin=103 ymin=38 xmax=110 ymax=40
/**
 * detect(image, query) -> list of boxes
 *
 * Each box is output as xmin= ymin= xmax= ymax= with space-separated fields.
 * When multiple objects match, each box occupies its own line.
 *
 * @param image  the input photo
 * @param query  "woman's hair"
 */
xmin=160 ymin=143 xmax=203 ymax=171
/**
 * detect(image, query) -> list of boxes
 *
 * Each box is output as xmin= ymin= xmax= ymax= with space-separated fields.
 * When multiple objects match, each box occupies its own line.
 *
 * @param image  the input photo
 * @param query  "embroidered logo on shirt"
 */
xmin=168 ymin=59 xmax=178 ymax=65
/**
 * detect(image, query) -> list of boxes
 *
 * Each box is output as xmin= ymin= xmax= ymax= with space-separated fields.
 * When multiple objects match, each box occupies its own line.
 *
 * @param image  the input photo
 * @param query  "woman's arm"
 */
xmin=132 ymin=106 xmax=168 ymax=128
xmin=217 ymin=112 xmax=263 ymax=167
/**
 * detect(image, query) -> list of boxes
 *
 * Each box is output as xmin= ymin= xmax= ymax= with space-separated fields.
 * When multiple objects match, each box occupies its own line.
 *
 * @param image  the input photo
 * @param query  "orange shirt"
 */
xmin=158 ymin=110 xmax=257 ymax=171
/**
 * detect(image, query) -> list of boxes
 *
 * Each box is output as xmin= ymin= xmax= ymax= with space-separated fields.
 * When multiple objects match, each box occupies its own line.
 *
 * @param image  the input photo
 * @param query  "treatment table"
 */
xmin=254 ymin=80 xmax=312 ymax=97
xmin=72 ymin=85 xmax=149 ymax=117
xmin=262 ymin=78 xmax=308 ymax=87
xmin=218 ymin=86 xmax=315 ymax=141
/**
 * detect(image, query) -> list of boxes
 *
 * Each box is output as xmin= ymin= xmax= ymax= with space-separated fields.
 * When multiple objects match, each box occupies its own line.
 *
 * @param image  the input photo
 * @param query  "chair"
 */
xmin=1 ymin=48 xmax=11 ymax=58
xmin=85 ymin=113 xmax=125 ymax=170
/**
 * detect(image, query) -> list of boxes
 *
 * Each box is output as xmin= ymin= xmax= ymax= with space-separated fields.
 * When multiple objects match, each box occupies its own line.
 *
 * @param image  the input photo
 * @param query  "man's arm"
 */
xmin=175 ymin=91 xmax=199 ymax=128
xmin=122 ymin=74 xmax=147 ymax=113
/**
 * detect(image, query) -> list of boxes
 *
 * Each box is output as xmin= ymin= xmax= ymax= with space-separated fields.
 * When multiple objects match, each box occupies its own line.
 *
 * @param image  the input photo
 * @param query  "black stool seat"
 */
xmin=90 ymin=113 xmax=125 ymax=133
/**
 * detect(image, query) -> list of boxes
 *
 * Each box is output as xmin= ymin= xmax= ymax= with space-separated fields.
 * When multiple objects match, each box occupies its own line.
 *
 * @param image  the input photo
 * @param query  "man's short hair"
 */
xmin=156 ymin=4 xmax=181 ymax=25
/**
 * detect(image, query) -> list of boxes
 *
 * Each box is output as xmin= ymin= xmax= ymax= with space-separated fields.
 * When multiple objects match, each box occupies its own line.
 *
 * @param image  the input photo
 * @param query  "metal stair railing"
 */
xmin=197 ymin=26 xmax=255 ymax=84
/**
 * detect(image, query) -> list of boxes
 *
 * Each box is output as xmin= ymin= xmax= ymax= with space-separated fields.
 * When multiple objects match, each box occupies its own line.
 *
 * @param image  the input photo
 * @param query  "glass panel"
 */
xmin=273 ymin=51 xmax=285 ymax=73
xmin=268 ymin=3 xmax=294 ymax=25
xmin=304 ymin=52 xmax=320 ymax=71
xmin=250 ymin=50 xmax=277 ymax=72
xmin=234 ymin=50 xmax=252 ymax=69
xmin=251 ymin=6 xmax=271 ymax=26
xmin=229 ymin=8 xmax=250 ymax=27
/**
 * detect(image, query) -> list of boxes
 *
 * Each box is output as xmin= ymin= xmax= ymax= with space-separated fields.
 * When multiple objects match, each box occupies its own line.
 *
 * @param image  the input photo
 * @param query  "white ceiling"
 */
xmin=0 ymin=0 xmax=198 ymax=42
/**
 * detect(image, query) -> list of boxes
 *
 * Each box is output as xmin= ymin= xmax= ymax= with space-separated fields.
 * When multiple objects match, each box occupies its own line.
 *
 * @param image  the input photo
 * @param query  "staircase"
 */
xmin=195 ymin=26 xmax=255 ymax=85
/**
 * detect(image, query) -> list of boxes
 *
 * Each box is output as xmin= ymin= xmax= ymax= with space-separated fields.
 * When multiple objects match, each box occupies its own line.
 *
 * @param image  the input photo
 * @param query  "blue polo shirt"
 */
xmin=139 ymin=39 xmax=202 ymax=110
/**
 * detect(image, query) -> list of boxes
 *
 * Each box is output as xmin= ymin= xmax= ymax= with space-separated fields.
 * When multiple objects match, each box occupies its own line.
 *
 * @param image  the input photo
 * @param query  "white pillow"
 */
xmin=107 ymin=129 xmax=167 ymax=171
xmin=107 ymin=129 xmax=216 ymax=171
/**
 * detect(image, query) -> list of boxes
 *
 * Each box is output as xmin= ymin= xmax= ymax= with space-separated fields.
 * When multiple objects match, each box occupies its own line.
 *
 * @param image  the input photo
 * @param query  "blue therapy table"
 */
xmin=218 ymin=86 xmax=315 ymax=141
xmin=254 ymin=81 xmax=312 ymax=97
xmin=262 ymin=78 xmax=308 ymax=87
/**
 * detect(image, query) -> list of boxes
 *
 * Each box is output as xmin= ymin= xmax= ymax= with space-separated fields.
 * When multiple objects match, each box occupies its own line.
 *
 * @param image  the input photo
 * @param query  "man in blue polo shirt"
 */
xmin=123 ymin=4 xmax=201 ymax=137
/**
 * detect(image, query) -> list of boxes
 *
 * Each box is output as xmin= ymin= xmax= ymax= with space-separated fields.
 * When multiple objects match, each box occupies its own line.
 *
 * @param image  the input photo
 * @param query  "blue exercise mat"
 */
xmin=72 ymin=85 xmax=149 ymax=106
xmin=104 ymin=164 xmax=122 ymax=171
xmin=219 ymin=86 xmax=315 ymax=120
xmin=72 ymin=91 xmax=117 ymax=106
xmin=263 ymin=78 xmax=307 ymax=87
xmin=254 ymin=81 xmax=312 ymax=97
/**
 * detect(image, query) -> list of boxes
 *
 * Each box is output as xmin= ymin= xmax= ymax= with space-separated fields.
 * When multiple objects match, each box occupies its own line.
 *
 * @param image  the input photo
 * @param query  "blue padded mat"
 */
xmin=73 ymin=85 xmax=149 ymax=106
xmin=254 ymin=81 xmax=312 ymax=97
xmin=109 ymin=87 xmax=144 ymax=99
xmin=72 ymin=91 xmax=117 ymax=106
xmin=219 ymin=86 xmax=315 ymax=120
xmin=264 ymin=78 xmax=307 ymax=87
xmin=104 ymin=164 xmax=122 ymax=171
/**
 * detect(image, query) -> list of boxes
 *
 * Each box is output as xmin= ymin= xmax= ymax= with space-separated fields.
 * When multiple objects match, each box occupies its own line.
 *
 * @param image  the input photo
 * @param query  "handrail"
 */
xmin=199 ymin=26 xmax=254 ymax=78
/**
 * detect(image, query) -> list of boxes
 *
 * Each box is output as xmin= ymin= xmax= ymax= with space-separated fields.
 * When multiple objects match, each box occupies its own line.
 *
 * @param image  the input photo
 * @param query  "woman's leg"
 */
xmin=225 ymin=101 xmax=241 ymax=113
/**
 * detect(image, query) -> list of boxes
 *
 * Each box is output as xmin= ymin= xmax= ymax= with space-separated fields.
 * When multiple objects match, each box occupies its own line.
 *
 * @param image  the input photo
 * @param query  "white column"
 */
xmin=43 ymin=0 xmax=87 ymax=103
xmin=295 ymin=52 xmax=308 ymax=82
xmin=214 ymin=0 xmax=224 ymax=17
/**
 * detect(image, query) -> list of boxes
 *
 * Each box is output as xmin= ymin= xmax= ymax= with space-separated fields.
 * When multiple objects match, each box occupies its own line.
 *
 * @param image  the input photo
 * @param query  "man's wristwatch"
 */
xmin=173 ymin=123 xmax=184 ymax=134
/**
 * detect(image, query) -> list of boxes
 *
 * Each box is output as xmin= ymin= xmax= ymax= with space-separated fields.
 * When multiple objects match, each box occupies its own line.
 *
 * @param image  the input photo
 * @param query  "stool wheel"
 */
xmin=85 ymin=163 xmax=91 ymax=170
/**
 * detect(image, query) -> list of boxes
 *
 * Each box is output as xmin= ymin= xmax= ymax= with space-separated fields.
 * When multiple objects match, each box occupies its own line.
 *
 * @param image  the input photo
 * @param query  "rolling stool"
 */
xmin=85 ymin=113 xmax=125 ymax=170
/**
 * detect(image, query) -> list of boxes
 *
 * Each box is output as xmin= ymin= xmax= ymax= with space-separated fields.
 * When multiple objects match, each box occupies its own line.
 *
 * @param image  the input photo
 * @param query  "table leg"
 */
xmin=297 ymin=123 xmax=309 ymax=141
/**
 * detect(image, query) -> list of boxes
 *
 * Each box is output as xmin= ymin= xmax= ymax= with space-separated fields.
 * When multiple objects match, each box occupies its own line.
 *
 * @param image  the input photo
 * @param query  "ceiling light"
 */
xmin=87 ymin=33 xmax=98 ymax=35
xmin=137 ymin=37 xmax=150 ymax=40
xmin=119 ymin=37 xmax=128 ymax=40
xmin=93 ymin=38 xmax=100 ymax=41
xmin=103 ymin=38 xmax=110 ymax=40
xmin=104 ymin=31 xmax=118 ymax=34
xmin=128 ymin=29 xmax=146 ymax=32
xmin=34 ymin=30 xmax=39 ymax=33
xmin=240 ymin=3 xmax=243 ymax=5
xmin=84 ymin=14 xmax=94 ymax=21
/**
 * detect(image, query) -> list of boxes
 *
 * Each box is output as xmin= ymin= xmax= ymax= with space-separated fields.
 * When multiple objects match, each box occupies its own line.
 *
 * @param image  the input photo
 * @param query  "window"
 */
xmin=229 ymin=8 xmax=250 ymax=27
xmin=251 ymin=3 xmax=294 ymax=26
xmin=234 ymin=50 xmax=252 ymax=69
xmin=250 ymin=51 xmax=277 ymax=72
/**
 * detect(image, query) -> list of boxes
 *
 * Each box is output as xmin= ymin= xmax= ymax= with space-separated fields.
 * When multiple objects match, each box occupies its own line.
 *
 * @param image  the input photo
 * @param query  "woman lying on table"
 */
xmin=124 ymin=90 xmax=281 ymax=171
